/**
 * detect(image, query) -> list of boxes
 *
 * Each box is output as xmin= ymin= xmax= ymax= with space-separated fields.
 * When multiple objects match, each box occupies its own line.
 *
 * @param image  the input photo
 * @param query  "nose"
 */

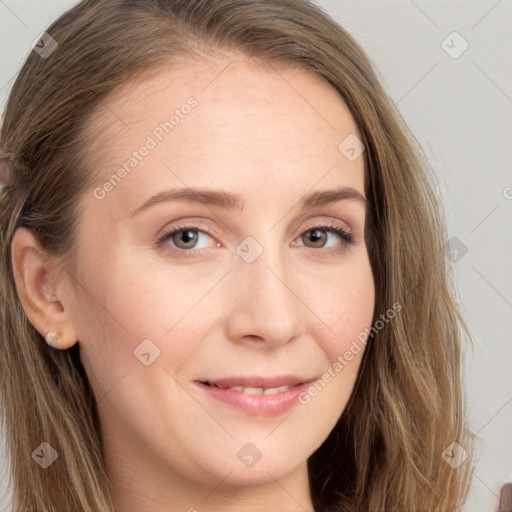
xmin=225 ymin=239 xmax=306 ymax=349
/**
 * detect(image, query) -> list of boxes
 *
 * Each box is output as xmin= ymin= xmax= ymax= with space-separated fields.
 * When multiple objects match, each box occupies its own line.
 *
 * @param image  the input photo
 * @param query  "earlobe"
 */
xmin=10 ymin=227 xmax=77 ymax=350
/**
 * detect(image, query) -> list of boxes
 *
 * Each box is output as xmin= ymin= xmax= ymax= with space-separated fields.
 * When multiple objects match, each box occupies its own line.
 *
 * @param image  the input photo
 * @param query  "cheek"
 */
xmin=295 ymin=258 xmax=374 ymax=422
xmin=73 ymin=247 xmax=236 ymax=398
xmin=71 ymin=253 xmax=207 ymax=396
xmin=310 ymin=255 xmax=375 ymax=361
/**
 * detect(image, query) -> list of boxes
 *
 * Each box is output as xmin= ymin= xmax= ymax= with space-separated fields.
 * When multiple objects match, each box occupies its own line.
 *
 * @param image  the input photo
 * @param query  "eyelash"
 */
xmin=156 ymin=219 xmax=355 ymax=257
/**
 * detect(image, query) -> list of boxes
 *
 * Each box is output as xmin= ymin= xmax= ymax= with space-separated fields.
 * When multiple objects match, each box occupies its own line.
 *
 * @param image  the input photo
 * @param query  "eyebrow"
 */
xmin=128 ymin=185 xmax=367 ymax=218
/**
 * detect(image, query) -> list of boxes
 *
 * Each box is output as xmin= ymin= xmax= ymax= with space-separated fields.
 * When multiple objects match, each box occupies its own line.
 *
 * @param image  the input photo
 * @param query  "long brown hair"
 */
xmin=0 ymin=1 xmax=475 ymax=510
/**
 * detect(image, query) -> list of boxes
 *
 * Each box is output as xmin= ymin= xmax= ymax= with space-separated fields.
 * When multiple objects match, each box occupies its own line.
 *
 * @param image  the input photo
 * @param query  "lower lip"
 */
xmin=195 ymin=381 xmax=313 ymax=417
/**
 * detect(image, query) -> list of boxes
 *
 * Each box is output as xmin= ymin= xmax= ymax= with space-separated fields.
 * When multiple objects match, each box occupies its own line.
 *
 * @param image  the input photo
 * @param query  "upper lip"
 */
xmin=197 ymin=375 xmax=316 ymax=389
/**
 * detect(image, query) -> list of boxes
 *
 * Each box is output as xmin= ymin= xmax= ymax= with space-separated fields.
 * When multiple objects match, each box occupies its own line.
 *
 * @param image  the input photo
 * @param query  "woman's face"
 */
xmin=67 ymin=57 xmax=375 ymax=502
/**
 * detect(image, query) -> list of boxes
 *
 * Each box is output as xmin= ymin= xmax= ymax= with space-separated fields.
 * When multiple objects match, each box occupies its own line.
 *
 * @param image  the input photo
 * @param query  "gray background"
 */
xmin=1 ymin=1 xmax=511 ymax=511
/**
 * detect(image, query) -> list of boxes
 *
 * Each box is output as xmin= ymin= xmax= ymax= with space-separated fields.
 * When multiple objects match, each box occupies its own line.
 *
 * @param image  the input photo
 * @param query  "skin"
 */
xmin=12 ymin=56 xmax=375 ymax=512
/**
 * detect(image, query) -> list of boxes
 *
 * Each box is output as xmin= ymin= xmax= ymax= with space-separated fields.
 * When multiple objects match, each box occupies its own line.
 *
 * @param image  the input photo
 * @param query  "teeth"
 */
xmin=227 ymin=384 xmax=292 ymax=394
xmin=243 ymin=386 xmax=263 ymax=395
xmin=205 ymin=382 xmax=294 ymax=394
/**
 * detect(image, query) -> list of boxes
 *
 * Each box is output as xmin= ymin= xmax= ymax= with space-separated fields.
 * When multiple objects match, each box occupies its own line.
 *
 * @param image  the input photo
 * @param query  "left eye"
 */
xmin=297 ymin=226 xmax=354 ymax=249
xmin=157 ymin=223 xmax=354 ymax=255
xmin=161 ymin=228 xmax=213 ymax=251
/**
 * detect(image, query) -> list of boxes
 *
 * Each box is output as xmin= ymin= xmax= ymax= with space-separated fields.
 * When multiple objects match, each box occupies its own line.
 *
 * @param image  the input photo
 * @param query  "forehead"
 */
xmin=80 ymin=56 xmax=365 ymax=212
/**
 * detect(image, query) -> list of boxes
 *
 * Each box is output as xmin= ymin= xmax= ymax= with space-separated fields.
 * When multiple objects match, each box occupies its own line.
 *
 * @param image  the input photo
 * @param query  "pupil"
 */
xmin=308 ymin=228 xmax=325 ymax=247
xmin=178 ymin=229 xmax=197 ymax=247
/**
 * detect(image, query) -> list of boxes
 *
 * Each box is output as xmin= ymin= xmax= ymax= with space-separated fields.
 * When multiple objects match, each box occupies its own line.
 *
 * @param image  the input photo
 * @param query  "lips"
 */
xmin=195 ymin=375 xmax=317 ymax=416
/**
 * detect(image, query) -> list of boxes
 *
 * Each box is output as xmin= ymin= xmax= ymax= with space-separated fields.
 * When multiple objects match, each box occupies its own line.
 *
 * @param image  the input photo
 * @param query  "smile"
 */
xmin=195 ymin=375 xmax=317 ymax=417
xmin=202 ymin=382 xmax=294 ymax=395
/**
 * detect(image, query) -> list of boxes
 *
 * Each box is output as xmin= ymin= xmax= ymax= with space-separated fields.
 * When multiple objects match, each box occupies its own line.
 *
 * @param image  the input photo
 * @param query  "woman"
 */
xmin=0 ymin=0 xmax=475 ymax=510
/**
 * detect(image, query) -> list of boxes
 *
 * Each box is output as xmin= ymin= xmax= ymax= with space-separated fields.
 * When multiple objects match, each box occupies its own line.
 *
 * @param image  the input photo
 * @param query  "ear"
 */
xmin=10 ymin=227 xmax=78 ymax=350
